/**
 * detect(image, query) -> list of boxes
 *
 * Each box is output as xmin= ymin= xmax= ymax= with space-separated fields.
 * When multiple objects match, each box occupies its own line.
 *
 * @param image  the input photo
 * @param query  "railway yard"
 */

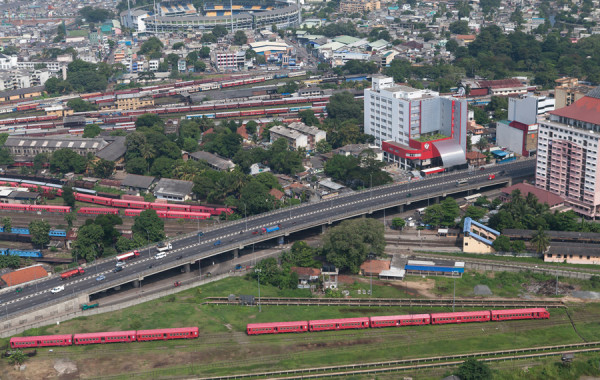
xmin=2 ymin=273 xmax=600 ymax=379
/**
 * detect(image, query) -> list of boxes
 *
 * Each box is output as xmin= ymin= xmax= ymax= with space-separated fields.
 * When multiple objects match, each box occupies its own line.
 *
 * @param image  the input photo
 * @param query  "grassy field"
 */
xmin=414 ymin=270 xmax=600 ymax=298
xmin=2 ymin=275 xmax=600 ymax=379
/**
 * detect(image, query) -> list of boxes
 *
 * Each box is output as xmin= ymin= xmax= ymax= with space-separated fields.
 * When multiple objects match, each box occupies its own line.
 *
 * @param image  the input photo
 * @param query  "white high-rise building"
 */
xmin=535 ymin=87 xmax=600 ymax=218
xmin=364 ymin=75 xmax=468 ymax=170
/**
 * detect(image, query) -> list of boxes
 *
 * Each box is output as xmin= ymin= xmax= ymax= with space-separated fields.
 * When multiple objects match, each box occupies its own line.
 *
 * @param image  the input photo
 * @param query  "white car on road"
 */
xmin=50 ymin=285 xmax=64 ymax=294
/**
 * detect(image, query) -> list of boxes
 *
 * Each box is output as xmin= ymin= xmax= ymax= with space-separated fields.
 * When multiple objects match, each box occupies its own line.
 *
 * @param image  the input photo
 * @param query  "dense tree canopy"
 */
xmin=79 ymin=6 xmax=113 ymax=23
xmin=326 ymin=92 xmax=363 ymax=121
xmin=233 ymin=31 xmax=247 ymax=45
xmin=324 ymin=150 xmax=392 ymax=189
xmin=67 ymin=98 xmax=98 ymax=112
xmin=50 ymin=148 xmax=88 ymax=174
xmin=323 ymin=219 xmax=385 ymax=274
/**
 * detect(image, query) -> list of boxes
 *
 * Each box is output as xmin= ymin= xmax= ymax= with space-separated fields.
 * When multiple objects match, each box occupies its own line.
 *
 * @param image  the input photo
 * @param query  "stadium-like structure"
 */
xmin=123 ymin=0 xmax=300 ymax=33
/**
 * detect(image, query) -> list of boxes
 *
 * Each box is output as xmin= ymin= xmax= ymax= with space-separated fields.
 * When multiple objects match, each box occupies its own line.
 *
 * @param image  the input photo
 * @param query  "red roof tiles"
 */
xmin=501 ymin=182 xmax=564 ymax=207
xmin=549 ymin=95 xmax=600 ymax=125
xmin=1 ymin=265 xmax=48 ymax=287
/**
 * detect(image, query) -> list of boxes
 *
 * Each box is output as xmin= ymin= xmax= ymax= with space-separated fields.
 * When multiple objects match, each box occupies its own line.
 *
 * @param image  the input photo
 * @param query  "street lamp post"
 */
xmin=368 ymin=253 xmax=374 ymax=297
xmin=144 ymin=228 xmax=151 ymax=259
xmin=255 ymin=269 xmax=262 ymax=312
xmin=244 ymin=203 xmax=247 ymax=231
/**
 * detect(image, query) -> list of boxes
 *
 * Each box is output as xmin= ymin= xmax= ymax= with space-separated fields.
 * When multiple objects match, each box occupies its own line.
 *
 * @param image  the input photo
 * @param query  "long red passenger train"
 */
xmin=246 ymin=308 xmax=550 ymax=335
xmin=10 ymin=327 xmax=199 ymax=348
xmin=10 ymin=309 xmax=549 ymax=348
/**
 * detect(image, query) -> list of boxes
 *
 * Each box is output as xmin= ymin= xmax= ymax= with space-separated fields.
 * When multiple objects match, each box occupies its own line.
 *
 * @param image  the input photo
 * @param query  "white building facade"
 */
xmin=535 ymin=87 xmax=600 ymax=218
xmin=364 ymin=75 xmax=468 ymax=170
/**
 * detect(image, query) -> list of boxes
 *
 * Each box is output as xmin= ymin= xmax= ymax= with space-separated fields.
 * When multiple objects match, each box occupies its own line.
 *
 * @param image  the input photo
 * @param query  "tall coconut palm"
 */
xmin=140 ymin=143 xmax=156 ymax=174
xmin=531 ymin=227 xmax=550 ymax=254
xmin=475 ymin=137 xmax=489 ymax=152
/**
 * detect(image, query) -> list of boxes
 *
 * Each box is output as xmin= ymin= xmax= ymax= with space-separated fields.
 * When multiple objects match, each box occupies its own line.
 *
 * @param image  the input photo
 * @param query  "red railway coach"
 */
xmin=73 ymin=331 xmax=137 ymax=345
xmin=0 ymin=203 xmax=29 ymax=211
xmin=149 ymin=202 xmax=190 ymax=212
xmin=124 ymin=209 xmax=143 ymax=217
xmin=78 ymin=207 xmax=120 ymax=215
xmin=369 ymin=314 xmax=431 ymax=328
xmin=10 ymin=335 xmax=73 ymax=348
xmin=247 ymin=321 xmax=308 ymax=335
xmin=29 ymin=205 xmax=71 ymax=213
xmin=157 ymin=210 xmax=211 ymax=219
xmin=430 ymin=311 xmax=491 ymax=325
xmin=136 ymin=327 xmax=199 ymax=341
xmin=491 ymin=308 xmax=550 ymax=321
xmin=111 ymin=199 xmax=149 ymax=209
xmin=216 ymin=111 xmax=240 ymax=118
xmin=266 ymin=108 xmax=287 ymax=115
xmin=308 ymin=318 xmax=370 ymax=332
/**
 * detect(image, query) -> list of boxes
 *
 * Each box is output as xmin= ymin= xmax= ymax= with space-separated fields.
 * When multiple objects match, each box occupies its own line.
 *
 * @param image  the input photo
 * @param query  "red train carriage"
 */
xmin=29 ymin=205 xmax=71 ymax=213
xmin=74 ymin=192 xmax=96 ymax=203
xmin=430 ymin=311 xmax=491 ymax=325
xmin=78 ymin=207 xmax=120 ymax=215
xmin=124 ymin=209 xmax=143 ymax=217
xmin=156 ymin=210 xmax=211 ymax=219
xmin=491 ymin=308 xmax=550 ymax=321
xmin=73 ymin=331 xmax=137 ymax=345
xmin=136 ymin=327 xmax=199 ymax=341
xmin=149 ymin=203 xmax=190 ymax=212
xmin=308 ymin=317 xmax=370 ymax=332
xmin=247 ymin=321 xmax=308 ymax=335
xmin=0 ymin=203 xmax=29 ymax=211
xmin=111 ymin=199 xmax=149 ymax=209
xmin=369 ymin=314 xmax=431 ymax=328
xmin=10 ymin=335 xmax=73 ymax=348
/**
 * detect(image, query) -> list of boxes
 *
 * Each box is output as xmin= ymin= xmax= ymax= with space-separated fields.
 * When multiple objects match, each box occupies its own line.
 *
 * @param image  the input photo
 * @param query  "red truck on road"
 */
xmin=116 ymin=250 xmax=140 ymax=261
xmin=61 ymin=267 xmax=85 ymax=280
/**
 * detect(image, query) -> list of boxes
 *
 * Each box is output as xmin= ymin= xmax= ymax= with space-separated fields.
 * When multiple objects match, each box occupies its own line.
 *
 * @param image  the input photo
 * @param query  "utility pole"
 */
xmin=453 ymin=271 xmax=457 ymax=312
xmin=255 ymin=269 xmax=262 ymax=312
xmin=145 ymin=229 xmax=151 ymax=259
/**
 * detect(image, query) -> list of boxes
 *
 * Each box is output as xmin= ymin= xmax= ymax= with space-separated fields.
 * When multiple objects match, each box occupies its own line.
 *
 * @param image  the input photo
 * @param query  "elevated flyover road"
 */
xmin=0 ymin=159 xmax=535 ymax=320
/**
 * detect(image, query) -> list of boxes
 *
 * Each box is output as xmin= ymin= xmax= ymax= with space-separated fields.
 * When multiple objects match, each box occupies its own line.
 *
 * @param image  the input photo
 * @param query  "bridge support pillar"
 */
xmin=435 ymin=196 xmax=440 ymax=204
xmin=361 ymin=214 xmax=366 ymax=218
xmin=397 ymin=204 xmax=404 ymax=213
xmin=132 ymin=279 xmax=140 ymax=288
xmin=321 ymin=225 xmax=327 ymax=234
xmin=507 ymin=178 xmax=512 ymax=186
xmin=233 ymin=248 xmax=239 ymax=258
xmin=184 ymin=263 xmax=190 ymax=273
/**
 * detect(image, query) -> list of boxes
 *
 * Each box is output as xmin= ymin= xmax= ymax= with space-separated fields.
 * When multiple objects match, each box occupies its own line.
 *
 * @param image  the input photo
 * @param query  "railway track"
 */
xmin=192 ymin=341 xmax=600 ymax=380
xmin=409 ymin=251 xmax=600 ymax=275
xmin=204 ymin=297 xmax=566 ymax=308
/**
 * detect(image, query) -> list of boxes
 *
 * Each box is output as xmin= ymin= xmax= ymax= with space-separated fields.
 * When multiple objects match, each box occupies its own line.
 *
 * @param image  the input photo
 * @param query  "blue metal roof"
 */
xmin=405 ymin=265 xmax=464 ymax=273
xmin=464 ymin=217 xmax=500 ymax=237
xmin=491 ymin=150 xmax=508 ymax=157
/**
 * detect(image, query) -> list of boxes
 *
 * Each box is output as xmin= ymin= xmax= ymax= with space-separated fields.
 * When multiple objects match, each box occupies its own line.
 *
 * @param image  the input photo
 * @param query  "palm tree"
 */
xmin=140 ymin=143 xmax=156 ymax=173
xmin=8 ymin=350 xmax=27 ymax=369
xmin=531 ymin=227 xmax=550 ymax=254
xmin=525 ymin=192 xmax=539 ymax=208
xmin=475 ymin=137 xmax=489 ymax=152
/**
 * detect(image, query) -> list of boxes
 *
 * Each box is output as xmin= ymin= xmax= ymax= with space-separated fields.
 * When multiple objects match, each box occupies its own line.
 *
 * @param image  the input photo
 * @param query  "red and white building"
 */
xmin=535 ymin=87 xmax=600 ymax=218
xmin=364 ymin=75 xmax=468 ymax=171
